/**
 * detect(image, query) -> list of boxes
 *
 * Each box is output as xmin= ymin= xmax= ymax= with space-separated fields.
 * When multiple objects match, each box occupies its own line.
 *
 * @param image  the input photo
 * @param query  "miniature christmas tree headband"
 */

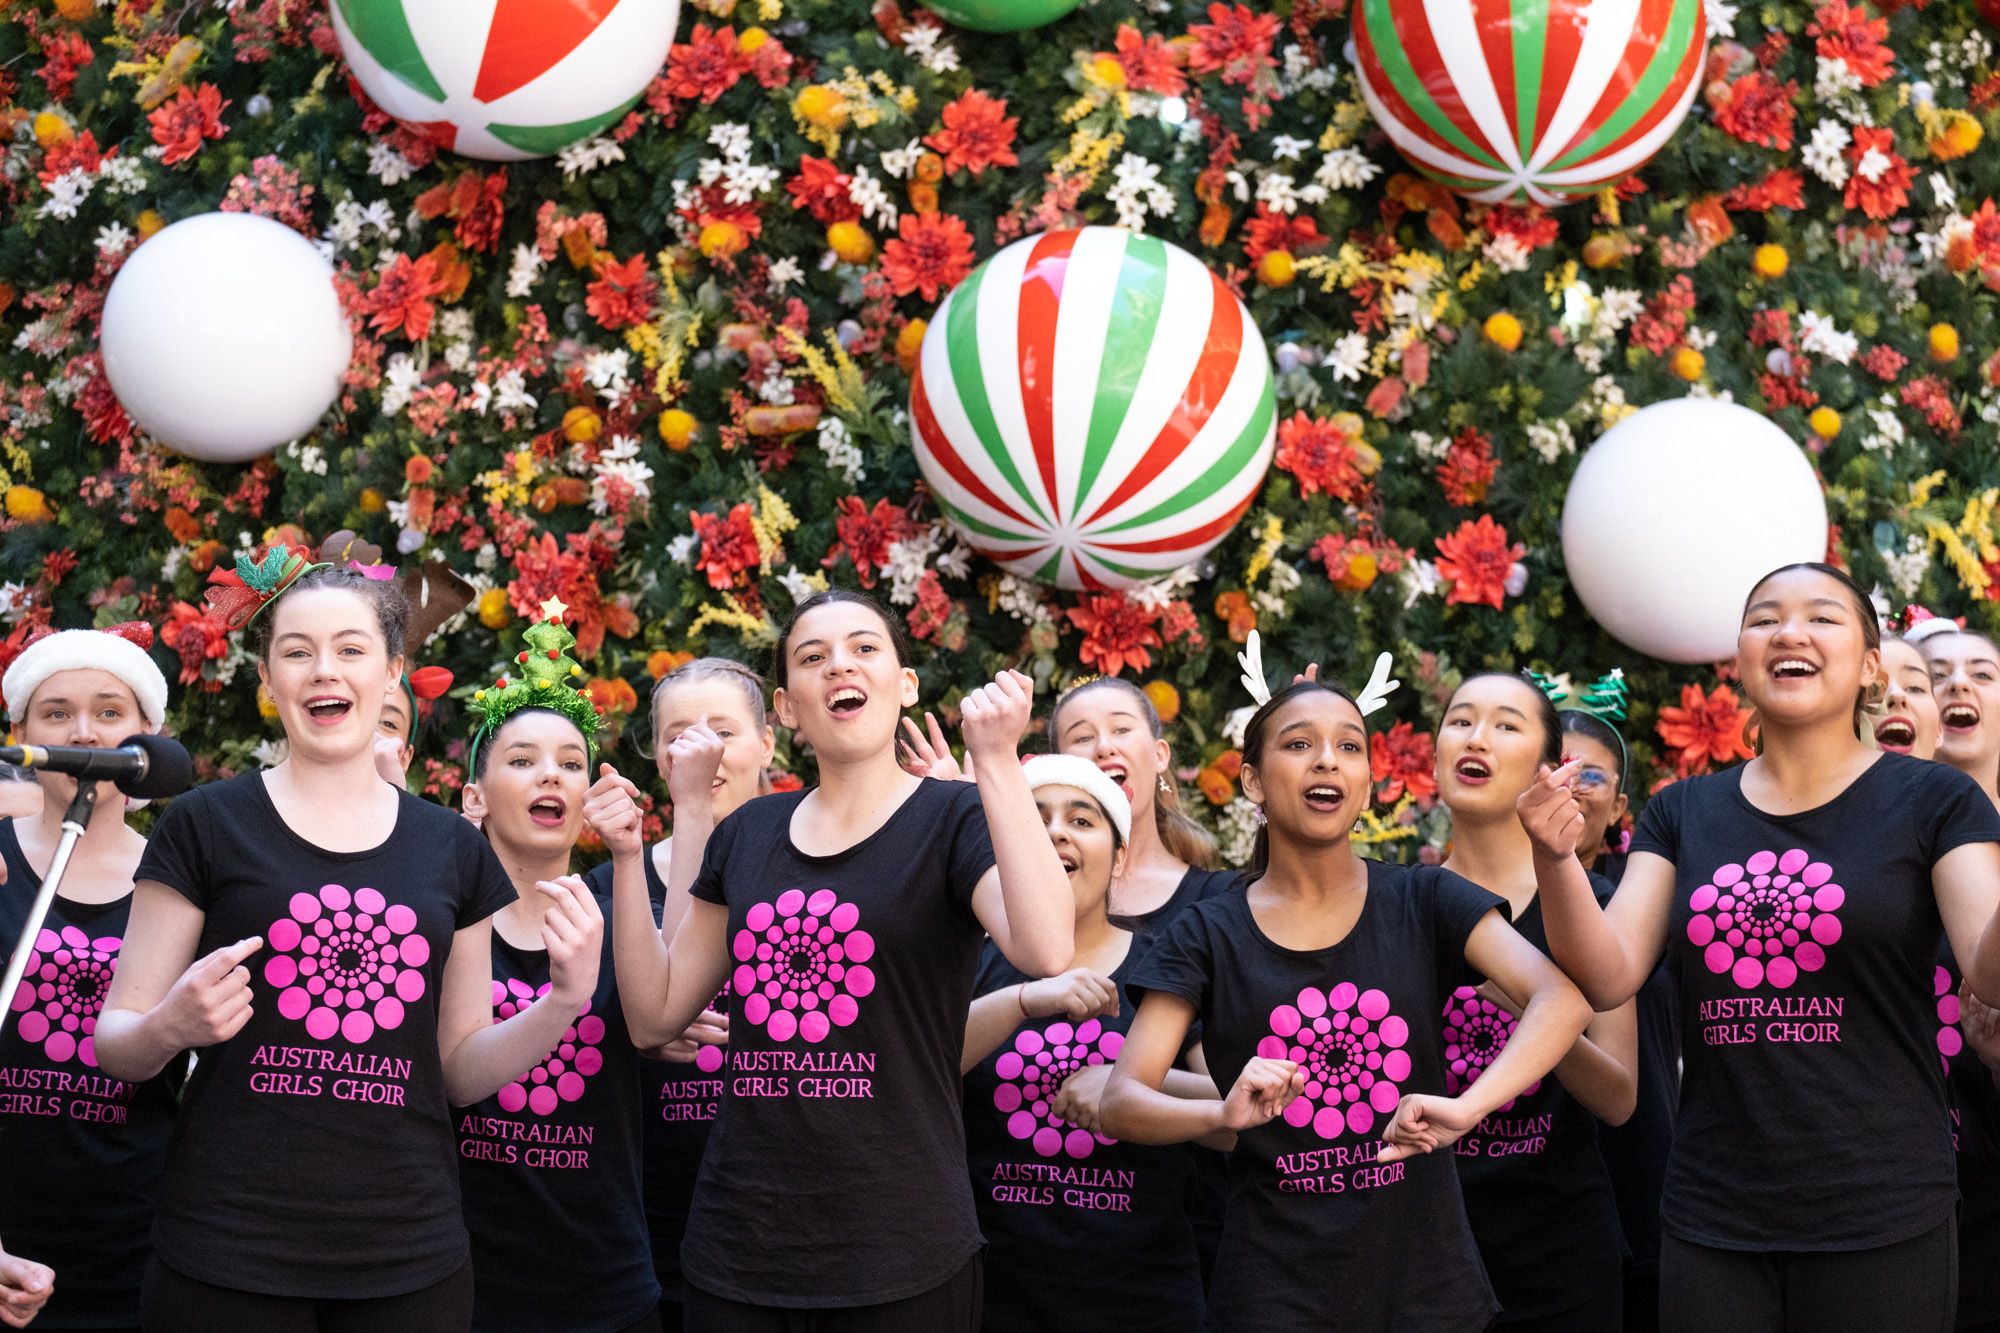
xmin=465 ymin=599 xmax=603 ymax=774
xmin=1530 ymin=668 xmax=1631 ymax=776
xmin=1235 ymin=630 xmax=1400 ymax=717
xmin=201 ymin=530 xmax=396 ymax=632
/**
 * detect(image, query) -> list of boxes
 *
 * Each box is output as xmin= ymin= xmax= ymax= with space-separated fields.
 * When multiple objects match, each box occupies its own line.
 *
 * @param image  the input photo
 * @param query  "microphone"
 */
xmin=0 ymin=733 xmax=194 ymax=800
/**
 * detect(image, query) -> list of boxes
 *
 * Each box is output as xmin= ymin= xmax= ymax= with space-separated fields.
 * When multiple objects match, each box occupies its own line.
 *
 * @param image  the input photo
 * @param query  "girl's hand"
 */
xmin=898 ymin=713 xmax=971 ymax=782
xmin=1220 ymin=1057 xmax=1304 ymax=1131
xmin=155 ymin=936 xmax=263 ymax=1050
xmin=1961 ymin=979 xmax=2000 ymax=1075
xmin=960 ymin=670 xmax=1035 ymax=762
xmin=646 ymin=1006 xmax=728 ymax=1063
xmin=664 ymin=722 xmax=726 ymax=808
xmin=1377 ymin=1093 xmax=1481 ymax=1162
xmin=535 ymin=876 xmax=604 ymax=1009
xmin=582 ymin=766 xmax=647 ymax=858
xmin=0 ymin=1247 xmax=53 ymax=1330
xmin=1021 ymin=968 xmax=1119 ymax=1021
xmin=371 ymin=732 xmax=410 ymax=791
xmin=1518 ymin=761 xmax=1587 ymax=861
xmin=1052 ymin=1063 xmax=1114 ymax=1133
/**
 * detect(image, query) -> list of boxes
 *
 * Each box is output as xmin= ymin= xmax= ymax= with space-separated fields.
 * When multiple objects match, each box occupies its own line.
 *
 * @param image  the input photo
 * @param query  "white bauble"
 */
xmin=100 ymin=213 xmax=351 ymax=465
xmin=1561 ymin=399 xmax=1827 ymax=663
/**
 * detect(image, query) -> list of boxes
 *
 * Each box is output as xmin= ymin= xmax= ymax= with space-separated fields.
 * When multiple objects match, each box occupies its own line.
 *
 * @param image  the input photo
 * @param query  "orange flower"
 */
xmin=881 ymin=213 xmax=975 ymax=302
xmin=1197 ymin=764 xmax=1237 ymax=806
xmin=1370 ymin=722 xmax=1437 ymax=803
xmin=1434 ymin=516 xmax=1525 ymax=610
xmin=1066 ymin=592 xmax=1163 ymax=677
xmin=1214 ymin=590 xmax=1258 ymax=643
xmin=925 ymin=90 xmax=1019 ymax=176
xmin=586 ymin=676 xmax=639 ymax=717
xmin=1656 ymin=682 xmax=1755 ymax=775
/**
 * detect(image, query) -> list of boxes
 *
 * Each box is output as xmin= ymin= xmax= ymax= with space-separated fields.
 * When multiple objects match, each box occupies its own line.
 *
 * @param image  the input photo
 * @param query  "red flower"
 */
xmin=907 ymin=570 xmax=965 ymax=649
xmin=148 ymin=84 xmax=230 ymax=166
xmin=881 ymin=213 xmax=975 ymax=302
xmin=1104 ymin=25 xmax=1186 ymax=96
xmin=1480 ymin=203 xmax=1561 ymax=252
xmin=1711 ymin=72 xmax=1798 ymax=151
xmin=415 ymin=169 xmax=508 ymax=255
xmin=1860 ymin=343 xmax=1908 ymax=380
xmin=1946 ymin=199 xmax=2000 ymax=289
xmin=585 ymin=253 xmax=657 ymax=331
xmin=786 ymin=156 xmax=860 ymax=224
xmin=364 ymin=252 xmax=446 ymax=341
xmin=163 ymin=602 xmax=229 ymax=690
xmin=664 ymin=24 xmax=747 ymax=105
xmin=1273 ymin=411 xmax=1372 ymax=503
xmin=39 ymin=129 xmax=105 ymax=186
xmin=1370 ymin=721 xmax=1438 ymax=803
xmin=1810 ymin=1 xmax=1895 ymax=87
xmin=1629 ymin=275 xmax=1696 ymax=356
xmin=1434 ymin=515 xmax=1525 ymax=610
xmin=1066 ymin=592 xmax=1164 ymax=678
xmin=1436 ymin=427 xmax=1499 ymax=507
xmin=925 ymin=89 xmax=1019 ymax=176
xmin=1188 ymin=3 xmax=1281 ymax=87
xmin=1901 ymin=374 xmax=1962 ymax=437
xmin=1241 ymin=205 xmax=1325 ymax=263
xmin=78 ymin=361 xmax=133 ymax=447
xmin=689 ymin=504 xmax=761 ymax=590
xmin=1721 ymin=168 xmax=1806 ymax=212
xmin=1656 ymin=682 xmax=1755 ymax=775
xmin=823 ymin=497 xmax=911 ymax=587
xmin=1845 ymin=126 xmax=1912 ymax=220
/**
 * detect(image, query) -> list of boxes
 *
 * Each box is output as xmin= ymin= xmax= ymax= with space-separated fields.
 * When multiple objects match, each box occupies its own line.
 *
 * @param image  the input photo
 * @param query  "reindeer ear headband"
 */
xmin=1235 ymin=630 xmax=1401 ymax=716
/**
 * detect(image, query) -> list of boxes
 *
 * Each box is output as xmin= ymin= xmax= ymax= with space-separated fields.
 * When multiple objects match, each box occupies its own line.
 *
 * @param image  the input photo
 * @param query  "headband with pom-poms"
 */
xmin=201 ymin=531 xmax=395 ymax=632
xmin=465 ymin=599 xmax=603 ymax=773
xmin=1236 ymin=630 xmax=1401 ymax=716
xmin=1898 ymin=603 xmax=1965 ymax=644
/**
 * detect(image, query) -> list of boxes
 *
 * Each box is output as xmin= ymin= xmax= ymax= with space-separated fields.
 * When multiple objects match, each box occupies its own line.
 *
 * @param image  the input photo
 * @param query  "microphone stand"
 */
xmin=1 ymin=782 xmax=99 ymax=1018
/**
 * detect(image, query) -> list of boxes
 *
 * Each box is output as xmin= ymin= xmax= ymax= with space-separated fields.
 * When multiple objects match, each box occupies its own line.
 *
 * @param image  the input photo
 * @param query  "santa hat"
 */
xmin=1021 ymin=754 xmax=1132 ymax=844
xmin=3 ymin=623 xmax=169 ymax=728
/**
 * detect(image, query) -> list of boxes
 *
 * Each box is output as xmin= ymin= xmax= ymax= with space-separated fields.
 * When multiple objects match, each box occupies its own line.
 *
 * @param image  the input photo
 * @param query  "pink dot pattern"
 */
xmin=731 ymin=888 xmax=873 ymax=1044
xmin=993 ymin=1018 xmax=1123 ymax=1160
xmin=265 ymin=883 xmax=427 ymax=1044
xmin=1936 ymin=965 xmax=1964 ymax=1076
xmin=694 ymin=982 xmax=730 ymax=1074
xmin=1686 ymin=849 xmax=1843 ymax=990
xmin=491 ymin=978 xmax=606 ymax=1116
xmin=1256 ymin=982 xmax=1410 ymax=1140
xmin=1440 ymin=985 xmax=1540 ymax=1110
xmin=9 ymin=925 xmax=119 ymax=1067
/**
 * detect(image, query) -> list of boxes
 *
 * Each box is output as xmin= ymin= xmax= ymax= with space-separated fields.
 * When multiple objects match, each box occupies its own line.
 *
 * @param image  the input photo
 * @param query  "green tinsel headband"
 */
xmin=466 ymin=598 xmax=603 ymax=774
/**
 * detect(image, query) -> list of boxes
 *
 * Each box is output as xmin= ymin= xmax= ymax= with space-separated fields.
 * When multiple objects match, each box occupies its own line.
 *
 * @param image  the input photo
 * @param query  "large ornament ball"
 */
xmin=331 ymin=0 xmax=681 ymax=162
xmin=912 ymin=227 xmax=1276 ymax=591
xmin=1561 ymin=399 xmax=1827 ymax=664
xmin=922 ymin=0 xmax=1083 ymax=32
xmin=100 ymin=214 xmax=352 ymax=466
xmin=1351 ymin=0 xmax=1707 ymax=206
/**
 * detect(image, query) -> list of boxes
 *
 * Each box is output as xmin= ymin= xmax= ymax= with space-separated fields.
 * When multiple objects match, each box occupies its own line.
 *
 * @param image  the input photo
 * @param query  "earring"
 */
xmin=1252 ymin=805 xmax=1267 ymax=825
xmin=1157 ymin=774 xmax=1172 ymax=795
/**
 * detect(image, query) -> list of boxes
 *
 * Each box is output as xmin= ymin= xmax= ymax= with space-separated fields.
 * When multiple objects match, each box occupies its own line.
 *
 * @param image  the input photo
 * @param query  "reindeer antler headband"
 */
xmin=1236 ymin=630 xmax=1400 ymax=717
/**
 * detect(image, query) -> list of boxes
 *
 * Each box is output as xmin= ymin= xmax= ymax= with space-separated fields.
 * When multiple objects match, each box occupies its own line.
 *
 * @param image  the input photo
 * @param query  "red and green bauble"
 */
xmin=921 ymin=0 xmax=1083 ymax=32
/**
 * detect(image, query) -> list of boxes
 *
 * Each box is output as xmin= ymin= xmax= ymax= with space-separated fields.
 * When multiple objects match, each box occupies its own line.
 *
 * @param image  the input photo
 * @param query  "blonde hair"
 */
xmin=650 ymin=657 xmax=774 ymax=792
xmin=1048 ymin=677 xmax=1218 ymax=870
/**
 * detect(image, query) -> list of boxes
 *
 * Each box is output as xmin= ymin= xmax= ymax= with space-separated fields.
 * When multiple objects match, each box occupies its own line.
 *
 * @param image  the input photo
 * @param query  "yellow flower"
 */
xmin=793 ymin=84 xmax=848 ymax=130
xmin=896 ymin=319 xmax=928 ymax=373
xmin=1752 ymin=244 xmax=1789 ymax=279
xmin=256 ymin=685 xmax=280 ymax=721
xmin=1671 ymin=346 xmax=1706 ymax=380
xmin=1088 ymin=55 xmax=1126 ymax=89
xmin=1143 ymin=680 xmax=1181 ymax=724
xmin=1809 ymin=407 xmax=1842 ymax=439
xmin=359 ymin=487 xmax=386 ymax=514
xmin=561 ymin=406 xmax=603 ymax=444
xmin=1483 ymin=311 xmax=1523 ymax=352
xmin=1929 ymin=111 xmax=1983 ymax=161
xmin=738 ymin=27 xmax=770 ymax=53
xmin=698 ymin=221 xmax=747 ymax=260
xmin=1930 ymin=323 xmax=1960 ymax=362
xmin=135 ymin=209 xmax=167 ymax=240
xmin=659 ymin=409 xmax=697 ymax=452
xmin=826 ymin=221 xmax=875 ymax=265
xmin=1256 ymin=250 xmax=1297 ymax=288
xmin=4 ymin=485 xmax=52 ymax=523
xmin=477 ymin=588 xmax=511 ymax=630
xmin=32 ymin=113 xmax=72 ymax=150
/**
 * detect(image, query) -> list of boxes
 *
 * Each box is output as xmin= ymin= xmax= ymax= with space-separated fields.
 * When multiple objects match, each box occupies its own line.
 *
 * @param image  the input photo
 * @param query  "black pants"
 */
xmin=1660 ymin=1218 xmax=1956 ymax=1333
xmin=683 ymin=1255 xmax=981 ymax=1333
xmin=141 ymin=1257 xmax=474 ymax=1332
xmin=1497 ymin=1278 xmax=1622 ymax=1332
xmin=1623 ymin=1274 xmax=1659 ymax=1333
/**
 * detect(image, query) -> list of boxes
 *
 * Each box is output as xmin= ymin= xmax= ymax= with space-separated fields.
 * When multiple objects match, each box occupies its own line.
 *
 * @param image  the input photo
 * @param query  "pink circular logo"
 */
xmin=9 ymin=925 xmax=119 ymax=1067
xmin=694 ymin=982 xmax=729 ymax=1074
xmin=731 ymin=888 xmax=874 ymax=1043
xmin=994 ymin=1018 xmax=1123 ymax=1159
xmin=265 ymin=883 xmax=427 ymax=1044
xmin=1937 ymin=965 xmax=1964 ymax=1075
xmin=1256 ymin=982 xmax=1409 ymax=1139
xmin=491 ymin=978 xmax=606 ymax=1115
xmin=1440 ymin=985 xmax=1539 ymax=1109
xmin=1686 ymin=848 xmax=1843 ymax=989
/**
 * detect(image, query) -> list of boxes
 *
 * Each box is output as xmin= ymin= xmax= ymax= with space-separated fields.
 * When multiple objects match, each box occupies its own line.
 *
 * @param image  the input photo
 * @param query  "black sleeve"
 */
xmin=454 ymin=816 xmax=516 ymax=929
xmin=1626 ymin=776 xmax=1686 ymax=864
xmin=971 ymin=938 xmax=1022 ymax=998
xmin=944 ymin=781 xmax=999 ymax=920
xmin=1126 ymin=904 xmax=1216 ymax=1016
xmin=690 ymin=808 xmax=741 ymax=906
xmin=133 ymin=788 xmax=210 ymax=909
xmin=1425 ymin=865 xmax=1507 ymax=993
xmin=1921 ymin=762 xmax=2000 ymax=865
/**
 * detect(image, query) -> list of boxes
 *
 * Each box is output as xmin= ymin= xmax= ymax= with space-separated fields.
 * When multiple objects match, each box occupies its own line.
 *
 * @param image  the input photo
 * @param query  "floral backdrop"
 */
xmin=4 ymin=0 xmax=2000 ymax=861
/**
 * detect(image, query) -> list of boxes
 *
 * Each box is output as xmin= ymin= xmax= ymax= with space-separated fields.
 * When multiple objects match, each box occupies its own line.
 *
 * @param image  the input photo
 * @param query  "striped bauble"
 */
xmin=1351 ymin=0 xmax=1707 ymax=206
xmin=911 ymin=228 xmax=1276 ymax=591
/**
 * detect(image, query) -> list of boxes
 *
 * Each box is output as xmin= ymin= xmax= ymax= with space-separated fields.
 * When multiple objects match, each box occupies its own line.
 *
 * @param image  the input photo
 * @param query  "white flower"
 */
xmin=1401 ymin=559 xmax=1442 ymax=608
xmin=1703 ymin=0 xmax=1739 ymax=36
xmin=1221 ymin=707 xmax=1255 ymax=749
xmin=1408 ymin=430 xmax=1447 ymax=461
xmin=668 ymin=532 xmax=699 ymax=565
xmin=1687 ymin=326 xmax=1718 ymax=351
xmin=707 ymin=122 xmax=752 ymax=159
xmin=583 ymin=349 xmax=633 ymax=405
xmin=900 ymin=22 xmax=962 ymax=74
xmin=1254 ymin=170 xmax=1301 ymax=215
xmin=1931 ymin=171 xmax=1959 ymax=214
xmin=505 ymin=243 xmax=544 ymax=298
xmin=1482 ymin=233 xmax=1531 ymax=273
xmin=1803 ymin=120 xmax=1853 ymax=187
xmin=1863 ymin=398 xmax=1906 ymax=452
xmin=849 ymin=165 xmax=898 ymax=228
xmin=1814 ymin=56 xmax=1864 ymax=105
xmin=1597 ymin=288 xmax=1644 ymax=331
xmin=367 ymin=141 xmax=415 ymax=186
xmin=776 ymin=568 xmax=822 ymax=604
xmin=590 ymin=435 xmax=654 ymax=516
xmin=1217 ymin=797 xmax=1260 ymax=867
xmin=250 ymin=739 xmax=290 ymax=770
xmin=466 ymin=380 xmax=495 ymax=416
xmin=995 ymin=574 xmax=1046 ymax=624
xmin=1314 ymin=147 xmax=1381 ymax=192
xmin=288 ymin=440 xmax=329 ymax=476
xmin=819 ymin=416 xmax=865 ymax=486
xmin=1327 ymin=332 xmax=1369 ymax=383
xmin=381 ymin=353 xmax=423 ymax=416
xmin=885 ymin=527 xmax=941 ymax=606
xmin=1799 ymin=310 xmax=1859 ymax=364
xmin=768 ymin=256 xmax=805 ymax=289
xmin=94 ymin=221 xmax=132 ymax=255
xmin=1127 ymin=564 xmax=1198 ymax=612
xmin=494 ymin=369 xmax=538 ymax=415
xmin=37 ymin=168 xmax=91 ymax=220
xmin=1527 ymin=419 xmax=1575 ymax=464
xmin=1883 ymin=538 xmax=1931 ymax=598
xmin=98 ymin=155 xmax=147 ymax=196
xmin=1107 ymin=152 xmax=1177 ymax=229
xmin=0 ymin=583 xmax=30 ymax=618
xmin=556 ymin=136 xmax=625 ymax=179
xmin=880 ymin=140 xmax=926 ymax=180
xmin=1269 ymin=135 xmax=1313 ymax=161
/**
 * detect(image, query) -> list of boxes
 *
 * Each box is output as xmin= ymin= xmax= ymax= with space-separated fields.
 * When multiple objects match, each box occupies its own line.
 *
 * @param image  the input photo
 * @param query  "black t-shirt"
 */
xmin=457 ymin=876 xmax=656 ymax=1332
xmin=0 ymin=820 xmax=180 ymax=1329
xmin=1596 ymin=869 xmax=1678 ymax=1281
xmin=1447 ymin=879 xmax=1623 ymax=1318
xmin=964 ymin=939 xmax=1204 ymax=1332
xmin=583 ymin=848 xmax=725 ymax=1304
xmin=1628 ymin=754 xmax=2000 ymax=1252
xmin=1111 ymin=867 xmax=1240 ymax=937
xmin=1936 ymin=946 xmax=2000 ymax=1328
xmin=1129 ymin=862 xmax=1505 ymax=1331
xmin=684 ymin=778 xmax=996 ymax=1307
xmin=134 ymin=773 xmax=515 ymax=1297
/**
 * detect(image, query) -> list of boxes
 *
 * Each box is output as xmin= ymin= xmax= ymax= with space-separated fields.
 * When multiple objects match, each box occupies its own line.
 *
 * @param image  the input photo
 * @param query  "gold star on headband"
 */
xmin=538 ymin=596 xmax=570 ymax=622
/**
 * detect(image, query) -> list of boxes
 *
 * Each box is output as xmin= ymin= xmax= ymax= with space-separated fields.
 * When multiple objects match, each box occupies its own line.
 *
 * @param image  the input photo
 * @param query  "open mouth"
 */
xmin=1943 ymin=702 xmax=1982 ymax=733
xmin=1056 ymin=851 xmax=1079 ymax=877
xmin=1453 ymin=756 xmax=1492 ymax=784
xmin=528 ymin=796 xmax=567 ymax=827
xmin=827 ymin=687 xmax=867 ymax=717
xmin=1098 ymin=763 xmax=1133 ymax=799
xmin=1303 ymin=783 xmax=1345 ymax=812
xmin=304 ymin=696 xmax=352 ymax=724
xmin=1770 ymin=657 xmax=1819 ymax=681
xmin=1873 ymin=715 xmax=1917 ymax=752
